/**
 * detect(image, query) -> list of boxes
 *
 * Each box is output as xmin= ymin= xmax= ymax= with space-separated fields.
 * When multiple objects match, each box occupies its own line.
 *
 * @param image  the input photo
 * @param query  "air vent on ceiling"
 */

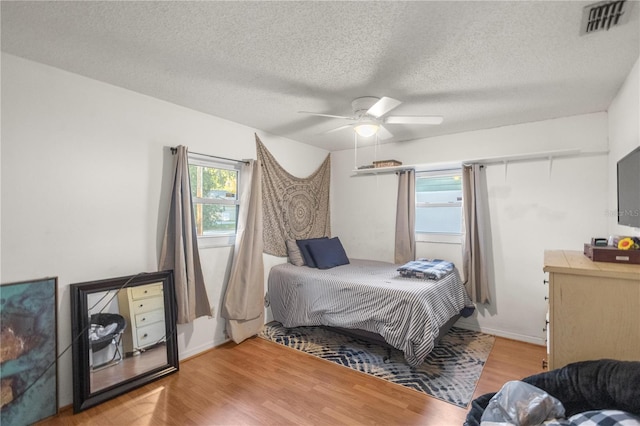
xmin=581 ymin=0 xmax=631 ymax=35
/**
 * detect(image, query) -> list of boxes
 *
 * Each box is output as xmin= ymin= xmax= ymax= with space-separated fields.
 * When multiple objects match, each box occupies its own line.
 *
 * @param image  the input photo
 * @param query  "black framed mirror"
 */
xmin=70 ymin=270 xmax=178 ymax=413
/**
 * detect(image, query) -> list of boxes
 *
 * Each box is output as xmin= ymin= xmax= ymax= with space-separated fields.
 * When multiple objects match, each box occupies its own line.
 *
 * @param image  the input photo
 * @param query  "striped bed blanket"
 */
xmin=397 ymin=258 xmax=455 ymax=280
xmin=267 ymin=259 xmax=472 ymax=366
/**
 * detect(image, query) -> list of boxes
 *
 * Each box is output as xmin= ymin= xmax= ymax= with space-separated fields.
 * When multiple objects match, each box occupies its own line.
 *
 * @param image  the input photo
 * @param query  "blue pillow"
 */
xmin=296 ymin=237 xmax=328 ymax=268
xmin=306 ymin=237 xmax=350 ymax=270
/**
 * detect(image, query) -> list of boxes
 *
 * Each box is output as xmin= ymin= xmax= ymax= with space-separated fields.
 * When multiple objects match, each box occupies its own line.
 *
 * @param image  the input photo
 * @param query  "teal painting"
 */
xmin=1 ymin=278 xmax=58 ymax=425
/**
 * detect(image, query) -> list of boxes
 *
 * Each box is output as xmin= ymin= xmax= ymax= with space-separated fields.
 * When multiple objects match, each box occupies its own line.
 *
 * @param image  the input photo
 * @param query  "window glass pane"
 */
xmin=415 ymin=172 xmax=463 ymax=234
xmin=416 ymin=175 xmax=462 ymax=204
xmin=194 ymin=204 xmax=238 ymax=236
xmin=189 ymin=165 xmax=237 ymax=200
xmin=416 ymin=205 xmax=462 ymax=234
xmin=187 ymin=158 xmax=240 ymax=241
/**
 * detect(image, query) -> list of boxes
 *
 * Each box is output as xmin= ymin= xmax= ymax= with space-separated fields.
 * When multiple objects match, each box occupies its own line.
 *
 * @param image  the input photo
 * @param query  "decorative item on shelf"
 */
xmin=583 ymin=242 xmax=640 ymax=264
xmin=373 ymin=159 xmax=402 ymax=168
xmin=617 ymin=236 xmax=640 ymax=250
xmin=357 ymin=164 xmax=375 ymax=170
xmin=607 ymin=235 xmax=620 ymax=247
xmin=590 ymin=237 xmax=608 ymax=247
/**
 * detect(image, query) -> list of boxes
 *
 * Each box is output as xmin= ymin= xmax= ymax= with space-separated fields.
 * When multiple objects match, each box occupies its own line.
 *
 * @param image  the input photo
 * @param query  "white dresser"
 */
xmin=543 ymin=250 xmax=640 ymax=370
xmin=118 ymin=282 xmax=166 ymax=356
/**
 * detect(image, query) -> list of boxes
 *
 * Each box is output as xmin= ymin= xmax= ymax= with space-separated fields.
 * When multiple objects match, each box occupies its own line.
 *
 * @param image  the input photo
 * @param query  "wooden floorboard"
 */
xmin=39 ymin=334 xmax=546 ymax=425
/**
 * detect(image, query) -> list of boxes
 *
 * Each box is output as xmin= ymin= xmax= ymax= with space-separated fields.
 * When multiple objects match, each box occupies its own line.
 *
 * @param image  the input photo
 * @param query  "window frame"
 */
xmin=187 ymin=153 xmax=241 ymax=248
xmin=415 ymin=169 xmax=464 ymax=243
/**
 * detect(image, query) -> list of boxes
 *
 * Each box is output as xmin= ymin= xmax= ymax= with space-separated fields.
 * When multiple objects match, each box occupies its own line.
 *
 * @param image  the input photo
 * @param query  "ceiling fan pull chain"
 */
xmin=354 ymin=132 xmax=358 ymax=170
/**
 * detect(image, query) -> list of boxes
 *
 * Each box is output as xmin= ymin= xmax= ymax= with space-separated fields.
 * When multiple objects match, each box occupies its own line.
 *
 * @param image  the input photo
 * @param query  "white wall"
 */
xmin=608 ymin=58 xmax=640 ymax=238
xmin=0 ymin=53 xmax=328 ymax=408
xmin=332 ymin=113 xmax=610 ymax=344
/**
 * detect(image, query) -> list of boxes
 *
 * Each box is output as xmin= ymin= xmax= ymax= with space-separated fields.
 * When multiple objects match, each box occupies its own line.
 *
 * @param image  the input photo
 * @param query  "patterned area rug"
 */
xmin=259 ymin=322 xmax=495 ymax=408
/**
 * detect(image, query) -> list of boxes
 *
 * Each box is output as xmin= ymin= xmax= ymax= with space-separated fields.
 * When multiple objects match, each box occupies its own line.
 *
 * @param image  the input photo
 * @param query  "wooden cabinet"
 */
xmin=117 ymin=282 xmax=166 ymax=355
xmin=543 ymin=250 xmax=640 ymax=370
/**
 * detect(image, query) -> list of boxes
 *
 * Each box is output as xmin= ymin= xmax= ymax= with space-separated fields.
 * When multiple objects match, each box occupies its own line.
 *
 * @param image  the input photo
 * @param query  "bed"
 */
xmin=267 ymin=258 xmax=474 ymax=367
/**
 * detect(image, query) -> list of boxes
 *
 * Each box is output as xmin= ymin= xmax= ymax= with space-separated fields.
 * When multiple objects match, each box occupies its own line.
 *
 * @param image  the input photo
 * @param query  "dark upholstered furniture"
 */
xmin=89 ymin=313 xmax=126 ymax=369
xmin=464 ymin=359 xmax=640 ymax=426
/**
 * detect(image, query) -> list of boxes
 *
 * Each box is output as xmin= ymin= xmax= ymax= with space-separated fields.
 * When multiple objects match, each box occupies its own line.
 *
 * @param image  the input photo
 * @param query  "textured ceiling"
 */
xmin=2 ymin=1 xmax=639 ymax=151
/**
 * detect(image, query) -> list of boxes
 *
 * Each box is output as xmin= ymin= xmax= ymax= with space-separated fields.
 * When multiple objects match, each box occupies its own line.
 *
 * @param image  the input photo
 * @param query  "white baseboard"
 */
xmin=179 ymin=337 xmax=230 ymax=360
xmin=180 ymin=320 xmax=545 ymax=361
xmin=455 ymin=319 xmax=546 ymax=346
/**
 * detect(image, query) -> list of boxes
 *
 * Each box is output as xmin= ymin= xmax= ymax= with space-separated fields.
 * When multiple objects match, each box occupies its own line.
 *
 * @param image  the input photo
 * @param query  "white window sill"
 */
xmin=416 ymin=233 xmax=462 ymax=245
xmin=197 ymin=235 xmax=236 ymax=249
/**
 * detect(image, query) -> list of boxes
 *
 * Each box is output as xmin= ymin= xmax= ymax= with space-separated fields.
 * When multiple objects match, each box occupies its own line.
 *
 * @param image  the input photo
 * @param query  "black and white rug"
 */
xmin=259 ymin=322 xmax=494 ymax=408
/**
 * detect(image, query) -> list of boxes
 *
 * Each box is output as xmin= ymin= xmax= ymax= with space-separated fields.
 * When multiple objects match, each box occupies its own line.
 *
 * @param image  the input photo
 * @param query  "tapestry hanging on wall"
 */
xmin=256 ymin=135 xmax=331 ymax=257
xmin=0 ymin=277 xmax=58 ymax=426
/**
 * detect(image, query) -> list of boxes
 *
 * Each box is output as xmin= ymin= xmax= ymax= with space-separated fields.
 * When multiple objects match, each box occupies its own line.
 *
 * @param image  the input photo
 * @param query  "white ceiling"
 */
xmin=2 ymin=1 xmax=639 ymax=152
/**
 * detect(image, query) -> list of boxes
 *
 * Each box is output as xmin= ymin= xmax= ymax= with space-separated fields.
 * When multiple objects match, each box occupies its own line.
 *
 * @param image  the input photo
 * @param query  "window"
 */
xmin=188 ymin=154 xmax=240 ymax=246
xmin=415 ymin=170 xmax=463 ymax=235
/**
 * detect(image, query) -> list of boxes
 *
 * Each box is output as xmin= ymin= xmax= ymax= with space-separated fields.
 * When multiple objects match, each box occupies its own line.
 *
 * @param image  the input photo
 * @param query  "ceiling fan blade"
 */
xmin=384 ymin=115 xmax=444 ymax=125
xmin=320 ymin=124 xmax=353 ymax=135
xmin=377 ymin=125 xmax=394 ymax=140
xmin=299 ymin=111 xmax=354 ymax=120
xmin=366 ymin=97 xmax=402 ymax=118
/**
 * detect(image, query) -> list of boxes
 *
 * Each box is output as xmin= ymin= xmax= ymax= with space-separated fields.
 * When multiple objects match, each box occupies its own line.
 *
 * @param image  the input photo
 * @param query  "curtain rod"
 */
xmin=171 ymin=147 xmax=250 ymax=164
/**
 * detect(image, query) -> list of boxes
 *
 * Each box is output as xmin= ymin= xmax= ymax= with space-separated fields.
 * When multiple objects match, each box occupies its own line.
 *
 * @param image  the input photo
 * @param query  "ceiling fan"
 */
xmin=299 ymin=96 xmax=443 ymax=140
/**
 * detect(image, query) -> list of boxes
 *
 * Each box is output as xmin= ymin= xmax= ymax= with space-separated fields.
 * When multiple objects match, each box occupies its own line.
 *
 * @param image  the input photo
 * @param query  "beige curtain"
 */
xmin=222 ymin=159 xmax=265 ymax=343
xmin=394 ymin=169 xmax=416 ymax=264
xmin=462 ymin=164 xmax=491 ymax=304
xmin=159 ymin=145 xmax=212 ymax=324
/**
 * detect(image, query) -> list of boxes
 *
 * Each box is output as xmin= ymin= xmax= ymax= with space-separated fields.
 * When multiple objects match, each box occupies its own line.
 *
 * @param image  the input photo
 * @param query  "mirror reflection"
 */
xmin=71 ymin=270 xmax=178 ymax=413
xmin=87 ymin=283 xmax=168 ymax=392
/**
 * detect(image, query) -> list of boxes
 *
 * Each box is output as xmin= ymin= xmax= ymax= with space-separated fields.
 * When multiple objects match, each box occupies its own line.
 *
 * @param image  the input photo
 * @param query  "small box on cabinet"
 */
xmin=583 ymin=243 xmax=640 ymax=264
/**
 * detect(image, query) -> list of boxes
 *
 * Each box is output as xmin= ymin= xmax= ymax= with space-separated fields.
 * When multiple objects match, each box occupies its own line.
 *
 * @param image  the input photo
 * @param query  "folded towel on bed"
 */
xmin=397 ymin=258 xmax=455 ymax=280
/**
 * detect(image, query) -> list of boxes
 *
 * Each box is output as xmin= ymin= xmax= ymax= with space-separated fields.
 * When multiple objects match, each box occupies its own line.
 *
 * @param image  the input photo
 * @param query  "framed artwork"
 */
xmin=1 ymin=277 xmax=58 ymax=425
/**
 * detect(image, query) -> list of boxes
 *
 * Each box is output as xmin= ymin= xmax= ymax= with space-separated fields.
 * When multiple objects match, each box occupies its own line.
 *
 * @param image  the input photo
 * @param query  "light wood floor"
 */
xmin=91 ymin=344 xmax=168 ymax=392
xmin=41 ymin=335 xmax=546 ymax=425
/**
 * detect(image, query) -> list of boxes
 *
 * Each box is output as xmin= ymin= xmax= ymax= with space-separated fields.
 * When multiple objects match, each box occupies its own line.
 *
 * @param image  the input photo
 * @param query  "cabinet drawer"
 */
xmin=130 ymin=283 xmax=164 ymax=300
xmin=136 ymin=321 xmax=166 ymax=349
xmin=131 ymin=296 xmax=164 ymax=315
xmin=135 ymin=308 xmax=164 ymax=327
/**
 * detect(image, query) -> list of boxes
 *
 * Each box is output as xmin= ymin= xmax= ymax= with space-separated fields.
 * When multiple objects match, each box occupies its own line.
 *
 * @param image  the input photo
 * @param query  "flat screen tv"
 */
xmin=617 ymin=146 xmax=640 ymax=228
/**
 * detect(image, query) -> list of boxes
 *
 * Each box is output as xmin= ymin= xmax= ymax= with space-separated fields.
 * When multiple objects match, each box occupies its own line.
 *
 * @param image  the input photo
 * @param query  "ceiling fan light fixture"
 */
xmin=354 ymin=122 xmax=379 ymax=137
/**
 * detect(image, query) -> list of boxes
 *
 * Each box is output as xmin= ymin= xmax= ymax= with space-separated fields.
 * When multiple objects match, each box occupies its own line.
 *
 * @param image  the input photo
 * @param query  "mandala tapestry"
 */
xmin=256 ymin=135 xmax=331 ymax=256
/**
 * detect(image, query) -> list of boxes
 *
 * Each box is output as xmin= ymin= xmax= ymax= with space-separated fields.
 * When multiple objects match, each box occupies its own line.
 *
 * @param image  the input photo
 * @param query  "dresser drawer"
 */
xmin=130 ymin=283 xmax=164 ymax=300
xmin=131 ymin=296 xmax=164 ymax=315
xmin=136 ymin=321 xmax=166 ymax=349
xmin=135 ymin=308 xmax=164 ymax=327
